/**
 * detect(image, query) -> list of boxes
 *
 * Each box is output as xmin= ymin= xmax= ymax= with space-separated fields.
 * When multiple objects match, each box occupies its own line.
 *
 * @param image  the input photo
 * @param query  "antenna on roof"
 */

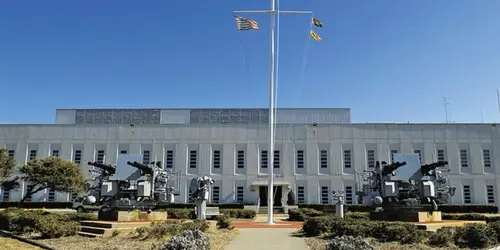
xmin=497 ymin=90 xmax=500 ymax=119
xmin=443 ymin=97 xmax=450 ymax=123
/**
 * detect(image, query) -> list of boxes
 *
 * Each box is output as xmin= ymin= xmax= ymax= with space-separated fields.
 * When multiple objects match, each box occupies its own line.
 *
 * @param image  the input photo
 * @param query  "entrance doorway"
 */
xmin=259 ymin=186 xmax=282 ymax=207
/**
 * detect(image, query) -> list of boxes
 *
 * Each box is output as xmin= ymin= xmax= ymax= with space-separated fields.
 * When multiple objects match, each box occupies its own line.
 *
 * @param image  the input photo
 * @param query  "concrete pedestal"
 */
xmin=370 ymin=211 xmax=442 ymax=222
xmin=98 ymin=210 xmax=168 ymax=222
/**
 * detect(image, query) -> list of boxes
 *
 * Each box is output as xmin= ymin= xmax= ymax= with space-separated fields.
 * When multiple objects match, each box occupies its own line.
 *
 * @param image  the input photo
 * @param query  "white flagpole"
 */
xmin=234 ymin=2 xmax=313 ymax=226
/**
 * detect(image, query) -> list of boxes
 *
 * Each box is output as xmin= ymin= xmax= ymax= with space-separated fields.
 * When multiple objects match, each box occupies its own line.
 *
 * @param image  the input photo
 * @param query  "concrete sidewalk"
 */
xmin=223 ymin=228 xmax=308 ymax=250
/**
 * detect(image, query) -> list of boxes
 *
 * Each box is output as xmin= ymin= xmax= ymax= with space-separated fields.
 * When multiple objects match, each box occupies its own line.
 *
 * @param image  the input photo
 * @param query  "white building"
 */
xmin=0 ymin=108 xmax=498 ymax=208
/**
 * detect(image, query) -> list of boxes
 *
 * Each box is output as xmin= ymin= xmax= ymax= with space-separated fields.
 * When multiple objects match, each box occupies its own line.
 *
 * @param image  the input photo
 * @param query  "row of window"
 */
xmin=463 ymin=184 xmax=496 ymax=204
xmin=1 ymin=187 xmax=56 ymax=201
xmin=6 ymin=147 xmax=493 ymax=170
xmin=206 ymin=186 xmax=355 ymax=204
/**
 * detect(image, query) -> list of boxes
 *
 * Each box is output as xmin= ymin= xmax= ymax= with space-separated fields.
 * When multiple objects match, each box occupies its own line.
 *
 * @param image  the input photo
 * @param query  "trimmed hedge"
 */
xmin=297 ymin=204 xmax=499 ymax=214
xmin=0 ymin=208 xmax=84 ymax=238
xmin=165 ymin=208 xmax=256 ymax=219
xmin=156 ymin=203 xmax=247 ymax=209
xmin=301 ymin=214 xmax=500 ymax=249
xmin=442 ymin=213 xmax=500 ymax=223
xmin=0 ymin=201 xmax=73 ymax=209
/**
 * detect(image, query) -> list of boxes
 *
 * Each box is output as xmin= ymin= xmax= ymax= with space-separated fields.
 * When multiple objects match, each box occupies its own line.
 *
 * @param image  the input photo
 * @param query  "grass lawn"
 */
xmin=0 ymin=237 xmax=41 ymax=250
xmin=1 ymin=224 xmax=239 ymax=250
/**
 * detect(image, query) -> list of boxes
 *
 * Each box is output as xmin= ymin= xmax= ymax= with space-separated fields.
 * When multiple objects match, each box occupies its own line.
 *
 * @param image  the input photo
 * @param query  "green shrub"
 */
xmin=455 ymin=223 xmax=496 ymax=249
xmin=371 ymin=222 xmax=417 ymax=242
xmin=216 ymin=215 xmax=233 ymax=229
xmin=0 ymin=208 xmax=79 ymax=238
xmin=428 ymin=227 xmax=456 ymax=247
xmin=345 ymin=212 xmax=369 ymax=220
xmin=64 ymin=212 xmax=98 ymax=222
xmin=488 ymin=220 xmax=500 ymax=243
xmin=220 ymin=209 xmax=256 ymax=219
xmin=166 ymin=209 xmax=195 ymax=219
xmin=302 ymin=215 xmax=341 ymax=236
xmin=136 ymin=220 xmax=210 ymax=239
xmin=297 ymin=204 xmax=499 ymax=213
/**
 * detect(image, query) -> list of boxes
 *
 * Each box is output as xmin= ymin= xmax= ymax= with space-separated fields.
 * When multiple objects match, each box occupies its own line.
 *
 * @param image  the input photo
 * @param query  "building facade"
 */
xmin=0 ymin=108 xmax=498 ymax=207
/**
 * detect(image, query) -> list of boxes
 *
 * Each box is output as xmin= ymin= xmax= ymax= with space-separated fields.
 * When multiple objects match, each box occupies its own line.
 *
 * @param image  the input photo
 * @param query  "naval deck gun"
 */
xmin=357 ymin=153 xmax=455 ymax=213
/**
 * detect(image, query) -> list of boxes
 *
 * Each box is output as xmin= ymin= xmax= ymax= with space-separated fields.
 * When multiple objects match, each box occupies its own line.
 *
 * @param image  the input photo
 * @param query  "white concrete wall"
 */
xmin=0 ymin=123 xmax=498 ymax=206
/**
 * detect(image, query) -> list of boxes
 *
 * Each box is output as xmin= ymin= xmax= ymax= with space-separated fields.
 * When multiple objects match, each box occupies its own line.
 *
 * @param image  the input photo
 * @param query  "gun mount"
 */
xmin=356 ymin=153 xmax=455 ymax=214
xmin=381 ymin=161 xmax=407 ymax=176
xmin=127 ymin=161 xmax=154 ymax=175
xmin=79 ymin=154 xmax=181 ymax=213
xmin=421 ymin=161 xmax=448 ymax=175
xmin=88 ymin=161 xmax=116 ymax=176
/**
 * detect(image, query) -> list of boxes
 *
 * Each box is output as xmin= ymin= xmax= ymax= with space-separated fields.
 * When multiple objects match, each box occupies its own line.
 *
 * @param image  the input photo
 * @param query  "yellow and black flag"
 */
xmin=312 ymin=18 xmax=323 ymax=28
xmin=310 ymin=30 xmax=322 ymax=41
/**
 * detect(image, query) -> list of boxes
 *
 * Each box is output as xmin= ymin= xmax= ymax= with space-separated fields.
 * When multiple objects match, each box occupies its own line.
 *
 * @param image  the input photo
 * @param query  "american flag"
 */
xmin=235 ymin=16 xmax=259 ymax=31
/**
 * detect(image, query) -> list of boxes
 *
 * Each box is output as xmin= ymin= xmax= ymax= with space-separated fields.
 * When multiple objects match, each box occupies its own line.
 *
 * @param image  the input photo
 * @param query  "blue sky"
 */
xmin=1 ymin=0 xmax=499 ymax=124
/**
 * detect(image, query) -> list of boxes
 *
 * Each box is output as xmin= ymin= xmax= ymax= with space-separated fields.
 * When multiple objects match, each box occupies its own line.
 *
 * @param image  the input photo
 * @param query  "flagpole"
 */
xmin=267 ymin=0 xmax=276 ymax=225
xmin=233 ymin=3 xmax=313 ymax=227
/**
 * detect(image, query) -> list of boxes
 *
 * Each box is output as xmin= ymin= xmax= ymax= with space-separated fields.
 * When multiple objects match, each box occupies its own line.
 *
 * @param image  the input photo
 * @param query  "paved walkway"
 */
xmin=224 ymin=217 xmax=308 ymax=250
xmin=223 ymin=228 xmax=309 ymax=250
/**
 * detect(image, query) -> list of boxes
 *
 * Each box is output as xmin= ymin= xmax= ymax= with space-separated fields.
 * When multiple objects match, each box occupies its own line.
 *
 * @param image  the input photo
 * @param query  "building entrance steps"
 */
xmin=223 ymin=228 xmax=308 ymax=250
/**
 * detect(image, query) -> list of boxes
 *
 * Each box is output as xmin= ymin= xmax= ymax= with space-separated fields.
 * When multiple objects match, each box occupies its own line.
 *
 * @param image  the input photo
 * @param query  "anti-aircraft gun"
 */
xmin=357 ymin=153 xmax=455 ymax=213
xmin=72 ymin=162 xmax=118 ymax=210
xmin=86 ymin=154 xmax=181 ymax=212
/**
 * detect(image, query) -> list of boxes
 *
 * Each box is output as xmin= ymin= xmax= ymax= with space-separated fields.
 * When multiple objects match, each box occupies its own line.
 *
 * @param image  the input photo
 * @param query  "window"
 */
xmin=487 ymin=185 xmax=495 ymax=204
xmin=166 ymin=150 xmax=174 ymax=168
xmin=189 ymin=150 xmax=197 ymax=168
xmin=29 ymin=150 xmax=37 ymax=161
xmin=48 ymin=188 xmax=56 ymax=201
xmin=74 ymin=150 xmax=82 ymax=164
xmin=143 ymin=150 xmax=150 ymax=164
xmin=7 ymin=150 xmax=14 ymax=158
xmin=273 ymin=150 xmax=280 ymax=168
xmin=213 ymin=150 xmax=221 ymax=169
xmin=120 ymin=150 xmax=128 ymax=154
xmin=414 ymin=149 xmax=422 ymax=163
xmin=236 ymin=186 xmax=244 ymax=203
xmin=321 ymin=186 xmax=329 ymax=204
xmin=188 ymin=188 xmax=194 ymax=203
xmin=297 ymin=150 xmax=304 ymax=169
xmin=52 ymin=150 xmax=59 ymax=157
xmin=437 ymin=149 xmax=445 ymax=162
xmin=212 ymin=186 xmax=220 ymax=203
xmin=483 ymin=149 xmax=491 ymax=168
xmin=463 ymin=185 xmax=471 ymax=204
xmin=297 ymin=186 xmax=305 ymax=204
xmin=25 ymin=184 xmax=34 ymax=202
xmin=237 ymin=150 xmax=245 ymax=168
xmin=97 ymin=150 xmax=105 ymax=164
xmin=261 ymin=150 xmax=268 ymax=168
xmin=345 ymin=186 xmax=353 ymax=204
xmin=367 ymin=150 xmax=375 ymax=168
xmin=320 ymin=150 xmax=328 ymax=169
xmin=2 ymin=188 xmax=10 ymax=201
xmin=390 ymin=150 xmax=398 ymax=163
xmin=460 ymin=150 xmax=468 ymax=168
xmin=344 ymin=150 xmax=351 ymax=168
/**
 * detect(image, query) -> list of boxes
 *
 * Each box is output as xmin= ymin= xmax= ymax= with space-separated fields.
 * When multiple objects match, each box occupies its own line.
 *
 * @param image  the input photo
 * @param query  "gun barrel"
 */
xmin=127 ymin=161 xmax=153 ymax=173
xmin=421 ymin=161 xmax=448 ymax=174
xmin=87 ymin=161 xmax=116 ymax=175
xmin=381 ymin=161 xmax=407 ymax=176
